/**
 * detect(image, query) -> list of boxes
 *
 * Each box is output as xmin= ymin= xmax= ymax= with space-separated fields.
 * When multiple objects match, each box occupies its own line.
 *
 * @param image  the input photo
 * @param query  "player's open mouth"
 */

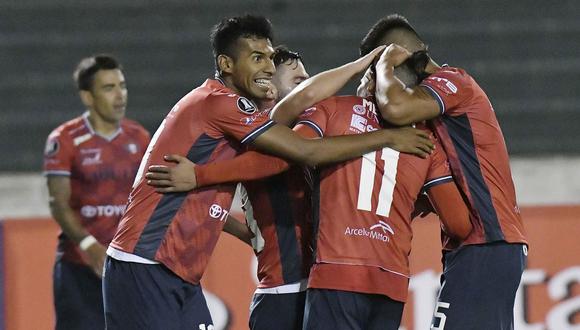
xmin=254 ymin=78 xmax=271 ymax=89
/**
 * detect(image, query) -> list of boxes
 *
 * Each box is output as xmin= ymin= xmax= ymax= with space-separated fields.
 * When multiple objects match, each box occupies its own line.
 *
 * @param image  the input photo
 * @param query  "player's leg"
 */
xmin=302 ymin=288 xmax=370 ymax=330
xmin=102 ymin=256 xmax=182 ymax=330
xmin=179 ymin=284 xmax=214 ymax=330
xmin=53 ymin=258 xmax=104 ymax=330
xmin=431 ymin=242 xmax=527 ymax=330
xmin=249 ymin=292 xmax=306 ymax=330
xmin=367 ymin=294 xmax=404 ymax=330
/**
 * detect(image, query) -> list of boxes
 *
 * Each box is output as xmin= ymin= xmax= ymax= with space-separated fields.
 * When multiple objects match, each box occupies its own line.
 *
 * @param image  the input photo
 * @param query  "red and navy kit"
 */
xmin=241 ymin=158 xmax=312 ymax=288
xmin=296 ymin=96 xmax=451 ymax=302
xmin=43 ymin=113 xmax=150 ymax=265
xmin=421 ymin=66 xmax=527 ymax=247
xmin=109 ymin=79 xmax=275 ymax=285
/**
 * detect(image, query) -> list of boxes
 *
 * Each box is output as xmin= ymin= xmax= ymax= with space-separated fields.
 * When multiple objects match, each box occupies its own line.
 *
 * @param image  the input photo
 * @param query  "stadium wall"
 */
xmin=0 ymin=158 xmax=578 ymax=330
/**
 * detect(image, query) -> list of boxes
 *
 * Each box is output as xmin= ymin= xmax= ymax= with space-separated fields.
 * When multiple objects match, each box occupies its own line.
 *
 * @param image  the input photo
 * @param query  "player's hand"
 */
xmin=353 ymin=45 xmax=387 ymax=72
xmin=411 ymin=193 xmax=435 ymax=219
xmin=387 ymin=127 xmax=434 ymax=158
xmin=84 ymin=242 xmax=107 ymax=278
xmin=145 ymin=154 xmax=197 ymax=193
xmin=378 ymin=43 xmax=413 ymax=68
xmin=356 ymin=67 xmax=376 ymax=98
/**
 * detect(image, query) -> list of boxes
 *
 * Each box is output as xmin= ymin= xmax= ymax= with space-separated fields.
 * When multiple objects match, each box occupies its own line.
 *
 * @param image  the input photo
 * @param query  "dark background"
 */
xmin=1 ymin=0 xmax=579 ymax=171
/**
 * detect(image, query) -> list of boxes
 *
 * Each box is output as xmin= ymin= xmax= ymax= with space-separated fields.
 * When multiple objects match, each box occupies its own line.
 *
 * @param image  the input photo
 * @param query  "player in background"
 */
xmin=43 ymin=55 xmax=150 ymax=330
xmin=145 ymin=52 xmax=471 ymax=330
xmin=360 ymin=14 xmax=528 ymax=330
xmin=102 ymin=15 xmax=434 ymax=330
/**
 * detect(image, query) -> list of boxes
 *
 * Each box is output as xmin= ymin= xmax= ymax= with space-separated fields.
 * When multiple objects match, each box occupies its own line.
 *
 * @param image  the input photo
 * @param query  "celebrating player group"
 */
xmin=46 ymin=12 xmax=528 ymax=330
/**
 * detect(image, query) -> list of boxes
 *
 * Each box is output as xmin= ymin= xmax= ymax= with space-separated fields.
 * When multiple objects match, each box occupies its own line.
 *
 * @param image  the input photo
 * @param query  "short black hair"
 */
xmin=360 ymin=14 xmax=423 ymax=56
xmin=273 ymin=45 xmax=303 ymax=67
xmin=210 ymin=14 xmax=274 ymax=68
xmin=73 ymin=54 xmax=122 ymax=91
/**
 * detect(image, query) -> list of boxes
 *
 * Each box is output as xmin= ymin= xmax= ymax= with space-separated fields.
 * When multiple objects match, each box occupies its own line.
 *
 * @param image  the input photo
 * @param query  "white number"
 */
xmin=198 ymin=324 xmax=214 ymax=330
xmin=356 ymin=147 xmax=400 ymax=217
xmin=132 ymin=119 xmax=167 ymax=188
xmin=431 ymin=301 xmax=450 ymax=329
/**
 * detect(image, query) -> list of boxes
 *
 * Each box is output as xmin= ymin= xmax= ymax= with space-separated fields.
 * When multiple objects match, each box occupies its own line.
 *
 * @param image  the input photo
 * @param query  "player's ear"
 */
xmin=78 ymin=90 xmax=94 ymax=108
xmin=217 ymin=54 xmax=235 ymax=75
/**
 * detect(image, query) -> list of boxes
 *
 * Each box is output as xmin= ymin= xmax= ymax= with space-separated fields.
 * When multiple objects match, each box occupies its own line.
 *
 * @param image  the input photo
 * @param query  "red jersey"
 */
xmin=297 ymin=96 xmax=451 ymax=302
xmin=43 ymin=113 xmax=150 ymax=265
xmin=241 ymin=162 xmax=312 ymax=289
xmin=421 ymin=66 xmax=527 ymax=246
xmin=109 ymin=79 xmax=274 ymax=285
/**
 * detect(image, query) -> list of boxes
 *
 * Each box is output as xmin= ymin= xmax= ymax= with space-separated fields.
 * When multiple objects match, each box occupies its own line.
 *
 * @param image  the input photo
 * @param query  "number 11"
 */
xmin=356 ymin=147 xmax=400 ymax=217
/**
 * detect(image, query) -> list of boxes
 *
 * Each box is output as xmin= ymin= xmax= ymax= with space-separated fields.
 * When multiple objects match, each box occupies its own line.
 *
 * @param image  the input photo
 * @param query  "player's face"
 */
xmin=88 ymin=69 xmax=128 ymax=124
xmin=272 ymin=59 xmax=309 ymax=101
xmin=230 ymin=37 xmax=276 ymax=102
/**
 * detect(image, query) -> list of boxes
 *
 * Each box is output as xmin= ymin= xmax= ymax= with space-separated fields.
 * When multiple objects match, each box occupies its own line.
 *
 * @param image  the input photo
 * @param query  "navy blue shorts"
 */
xmin=249 ymin=291 xmax=306 ymax=330
xmin=53 ymin=258 xmax=104 ymax=330
xmin=102 ymin=256 xmax=213 ymax=330
xmin=432 ymin=242 xmax=527 ymax=330
xmin=303 ymin=289 xmax=404 ymax=330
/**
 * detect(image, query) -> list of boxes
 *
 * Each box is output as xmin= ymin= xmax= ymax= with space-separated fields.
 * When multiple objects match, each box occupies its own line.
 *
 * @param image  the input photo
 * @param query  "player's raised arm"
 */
xmin=271 ymin=45 xmax=386 ymax=126
xmin=374 ymin=44 xmax=440 ymax=125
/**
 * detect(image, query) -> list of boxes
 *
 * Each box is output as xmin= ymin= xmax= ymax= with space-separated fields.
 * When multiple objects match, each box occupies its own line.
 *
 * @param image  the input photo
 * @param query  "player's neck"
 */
xmin=221 ymin=75 xmax=254 ymax=101
xmin=87 ymin=111 xmax=121 ymax=137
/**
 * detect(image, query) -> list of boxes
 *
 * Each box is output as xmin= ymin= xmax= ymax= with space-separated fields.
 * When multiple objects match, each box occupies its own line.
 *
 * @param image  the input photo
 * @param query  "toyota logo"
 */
xmin=209 ymin=204 xmax=223 ymax=219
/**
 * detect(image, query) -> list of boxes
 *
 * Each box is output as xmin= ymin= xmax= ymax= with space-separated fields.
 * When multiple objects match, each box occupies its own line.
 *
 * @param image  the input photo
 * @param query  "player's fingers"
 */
xmin=369 ymin=45 xmax=387 ymax=58
xmin=413 ymin=148 xmax=428 ymax=159
xmin=147 ymin=165 xmax=170 ymax=173
xmin=417 ymin=143 xmax=433 ymax=155
xmin=412 ymin=129 xmax=430 ymax=139
xmin=145 ymin=172 xmax=170 ymax=180
xmin=164 ymin=154 xmax=185 ymax=163
xmin=146 ymin=179 xmax=173 ymax=187
xmin=417 ymin=135 xmax=435 ymax=149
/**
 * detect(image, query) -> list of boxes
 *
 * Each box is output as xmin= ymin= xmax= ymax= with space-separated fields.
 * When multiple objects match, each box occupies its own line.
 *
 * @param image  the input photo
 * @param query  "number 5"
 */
xmin=431 ymin=301 xmax=450 ymax=329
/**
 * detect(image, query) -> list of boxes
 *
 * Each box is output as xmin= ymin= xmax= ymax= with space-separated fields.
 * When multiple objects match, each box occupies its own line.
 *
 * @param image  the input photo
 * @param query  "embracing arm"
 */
xmin=271 ymin=45 xmax=386 ymax=126
xmin=375 ymin=44 xmax=440 ymax=125
xmin=252 ymin=123 xmax=433 ymax=167
xmin=426 ymin=182 xmax=472 ymax=240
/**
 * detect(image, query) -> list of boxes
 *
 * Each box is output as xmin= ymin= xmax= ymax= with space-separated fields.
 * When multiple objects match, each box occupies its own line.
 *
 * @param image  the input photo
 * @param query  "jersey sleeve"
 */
xmin=205 ymin=94 xmax=275 ymax=144
xmin=420 ymin=68 xmax=472 ymax=116
xmin=195 ymin=124 xmax=320 ymax=187
xmin=43 ymin=129 xmax=74 ymax=176
xmin=423 ymin=138 xmax=453 ymax=191
xmin=294 ymin=98 xmax=336 ymax=137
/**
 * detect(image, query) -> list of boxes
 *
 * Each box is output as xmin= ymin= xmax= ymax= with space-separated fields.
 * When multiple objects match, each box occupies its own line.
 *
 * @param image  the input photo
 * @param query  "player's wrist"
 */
xmin=79 ymin=235 xmax=98 ymax=251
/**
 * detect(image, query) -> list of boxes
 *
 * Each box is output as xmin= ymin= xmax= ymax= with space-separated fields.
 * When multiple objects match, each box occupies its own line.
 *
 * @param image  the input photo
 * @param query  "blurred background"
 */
xmin=0 ymin=1 xmax=578 ymax=329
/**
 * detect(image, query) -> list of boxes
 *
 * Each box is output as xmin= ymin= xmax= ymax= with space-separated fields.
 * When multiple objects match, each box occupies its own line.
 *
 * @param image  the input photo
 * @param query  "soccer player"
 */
xmin=147 ymin=46 xmax=312 ymax=330
xmin=102 ymin=15 xmax=434 ymax=330
xmin=43 ymin=54 xmax=150 ymax=330
xmin=360 ymin=14 xmax=528 ymax=330
xmin=146 ymin=55 xmax=472 ymax=330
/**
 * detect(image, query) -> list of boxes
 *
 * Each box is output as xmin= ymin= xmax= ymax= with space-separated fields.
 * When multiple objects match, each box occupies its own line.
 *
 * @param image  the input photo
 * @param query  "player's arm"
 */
xmin=223 ymin=215 xmax=254 ymax=247
xmin=146 ymin=125 xmax=320 ymax=192
xmin=375 ymin=44 xmax=440 ymax=125
xmin=46 ymin=176 xmax=107 ymax=277
xmin=252 ymin=123 xmax=432 ymax=167
xmin=271 ymin=45 xmax=386 ymax=126
xmin=425 ymin=182 xmax=472 ymax=240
